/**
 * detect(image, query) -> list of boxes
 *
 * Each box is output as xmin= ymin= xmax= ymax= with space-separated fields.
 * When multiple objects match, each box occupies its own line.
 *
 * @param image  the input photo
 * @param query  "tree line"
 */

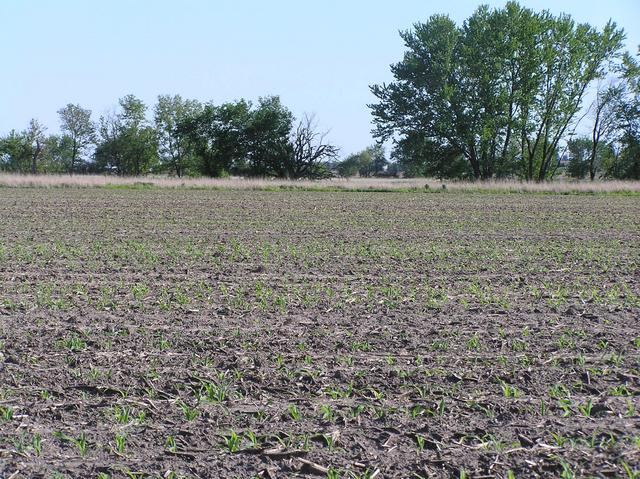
xmin=370 ymin=1 xmax=640 ymax=180
xmin=2 ymin=2 xmax=639 ymax=181
xmin=0 ymin=95 xmax=340 ymax=179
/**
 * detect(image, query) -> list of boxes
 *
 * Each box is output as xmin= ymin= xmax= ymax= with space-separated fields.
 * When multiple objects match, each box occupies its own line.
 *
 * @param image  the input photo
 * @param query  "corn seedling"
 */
xmin=223 ymin=431 xmax=241 ymax=453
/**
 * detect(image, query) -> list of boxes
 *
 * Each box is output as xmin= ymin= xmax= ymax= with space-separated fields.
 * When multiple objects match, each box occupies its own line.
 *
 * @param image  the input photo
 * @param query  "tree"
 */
xmin=177 ymin=100 xmax=252 ymax=177
xmin=94 ymin=95 xmax=158 ymax=175
xmin=583 ymin=84 xmax=622 ymax=180
xmin=0 ymin=130 xmax=31 ymax=173
xmin=26 ymin=119 xmax=47 ymax=174
xmin=57 ymin=104 xmax=95 ymax=175
xmin=613 ymin=133 xmax=640 ymax=179
xmin=600 ymin=47 xmax=640 ymax=180
xmin=0 ymin=121 xmax=56 ymax=174
xmin=2 ymin=93 xmax=337 ymax=180
xmin=355 ymin=149 xmax=374 ymax=177
xmin=566 ymin=136 xmax=592 ymax=179
xmin=614 ymin=50 xmax=640 ymax=179
xmin=336 ymin=145 xmax=388 ymax=177
xmin=360 ymin=144 xmax=388 ymax=177
xmin=119 ymin=95 xmax=158 ymax=175
xmin=176 ymin=97 xmax=324 ymax=179
xmin=520 ymin=16 xmax=623 ymax=181
xmin=38 ymin=135 xmax=73 ymax=174
xmin=336 ymin=153 xmax=361 ymax=177
xmin=370 ymin=14 xmax=463 ymax=175
xmin=391 ymin=134 xmax=470 ymax=179
xmin=282 ymin=114 xmax=338 ymax=179
xmin=369 ymin=2 xmax=625 ymax=181
xmin=244 ymin=96 xmax=293 ymax=177
xmin=455 ymin=3 xmax=537 ymax=179
xmin=94 ymin=111 xmax=125 ymax=174
xmin=154 ymin=95 xmax=202 ymax=177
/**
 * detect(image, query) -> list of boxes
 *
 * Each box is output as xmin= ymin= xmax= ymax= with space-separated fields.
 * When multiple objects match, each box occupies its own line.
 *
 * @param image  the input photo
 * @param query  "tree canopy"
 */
xmin=370 ymin=2 xmax=628 ymax=181
xmin=1 ymin=94 xmax=338 ymax=179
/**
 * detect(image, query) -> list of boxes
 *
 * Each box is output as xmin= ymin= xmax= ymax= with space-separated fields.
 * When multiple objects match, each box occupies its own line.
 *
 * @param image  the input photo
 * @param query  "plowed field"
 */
xmin=0 ymin=188 xmax=638 ymax=478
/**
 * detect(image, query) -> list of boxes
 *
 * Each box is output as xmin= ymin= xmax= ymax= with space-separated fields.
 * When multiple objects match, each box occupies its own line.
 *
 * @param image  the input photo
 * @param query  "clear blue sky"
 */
xmin=1 ymin=0 xmax=638 ymax=157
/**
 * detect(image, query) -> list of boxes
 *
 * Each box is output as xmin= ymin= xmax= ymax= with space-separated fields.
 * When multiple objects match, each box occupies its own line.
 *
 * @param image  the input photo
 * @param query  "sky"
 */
xmin=1 ymin=0 xmax=639 ymax=157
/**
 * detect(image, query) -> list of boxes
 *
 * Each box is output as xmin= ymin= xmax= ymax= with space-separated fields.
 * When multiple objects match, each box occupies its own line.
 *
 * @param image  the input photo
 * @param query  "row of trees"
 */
xmin=2 ymin=2 xmax=638 ymax=181
xmin=0 ymin=95 xmax=339 ymax=178
xmin=370 ymin=2 xmax=640 ymax=180
xmin=334 ymin=144 xmax=390 ymax=177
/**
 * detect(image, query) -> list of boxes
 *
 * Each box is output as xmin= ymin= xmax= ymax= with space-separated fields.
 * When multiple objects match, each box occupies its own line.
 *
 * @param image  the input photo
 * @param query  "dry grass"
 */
xmin=0 ymin=172 xmax=639 ymax=194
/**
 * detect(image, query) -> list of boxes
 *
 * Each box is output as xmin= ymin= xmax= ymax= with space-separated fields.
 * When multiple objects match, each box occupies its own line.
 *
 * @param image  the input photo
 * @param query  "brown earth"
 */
xmin=0 ymin=188 xmax=638 ymax=478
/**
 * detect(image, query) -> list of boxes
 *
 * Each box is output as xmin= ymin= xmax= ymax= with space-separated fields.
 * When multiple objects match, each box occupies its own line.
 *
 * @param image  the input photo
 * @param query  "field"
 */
xmin=0 ymin=188 xmax=638 ymax=479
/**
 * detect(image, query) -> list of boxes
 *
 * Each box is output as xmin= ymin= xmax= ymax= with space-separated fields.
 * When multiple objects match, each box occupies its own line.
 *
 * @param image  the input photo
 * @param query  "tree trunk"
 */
xmin=467 ymin=144 xmax=481 ymax=180
xmin=31 ymin=142 xmax=42 ymax=175
xmin=70 ymin=140 xmax=78 ymax=176
xmin=589 ymin=112 xmax=601 ymax=181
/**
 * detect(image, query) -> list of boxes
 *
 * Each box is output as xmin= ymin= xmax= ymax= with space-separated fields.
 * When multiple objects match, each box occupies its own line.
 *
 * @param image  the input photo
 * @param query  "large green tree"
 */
xmin=94 ymin=95 xmax=158 ymax=175
xmin=57 ymin=104 xmax=95 ymax=175
xmin=370 ymin=2 xmax=625 ymax=181
xmin=154 ymin=95 xmax=202 ymax=177
xmin=244 ymin=96 xmax=293 ymax=177
xmin=177 ymin=100 xmax=252 ymax=177
xmin=521 ymin=15 xmax=623 ymax=181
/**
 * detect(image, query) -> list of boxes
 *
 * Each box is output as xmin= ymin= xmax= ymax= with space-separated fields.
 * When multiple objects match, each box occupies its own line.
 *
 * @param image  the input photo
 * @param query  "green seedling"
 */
xmin=114 ymin=433 xmax=126 ymax=454
xmin=223 ymin=431 xmax=241 ymax=453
